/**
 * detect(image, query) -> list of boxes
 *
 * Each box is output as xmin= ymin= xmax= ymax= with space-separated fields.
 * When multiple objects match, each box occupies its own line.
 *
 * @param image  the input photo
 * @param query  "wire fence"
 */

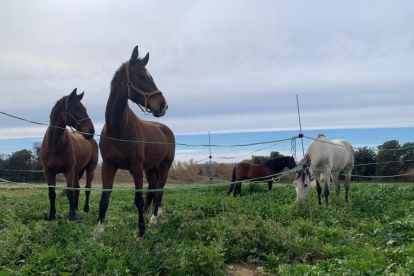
xmin=1 ymin=109 xmax=414 ymax=194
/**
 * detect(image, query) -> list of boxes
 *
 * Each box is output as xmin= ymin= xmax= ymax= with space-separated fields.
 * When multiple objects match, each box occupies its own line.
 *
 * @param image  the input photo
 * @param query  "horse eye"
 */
xmin=139 ymin=75 xmax=145 ymax=80
xmin=75 ymin=106 xmax=80 ymax=111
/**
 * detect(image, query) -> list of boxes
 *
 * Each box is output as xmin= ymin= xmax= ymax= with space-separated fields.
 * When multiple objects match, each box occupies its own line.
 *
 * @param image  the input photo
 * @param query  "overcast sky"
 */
xmin=1 ymin=0 xmax=414 ymax=141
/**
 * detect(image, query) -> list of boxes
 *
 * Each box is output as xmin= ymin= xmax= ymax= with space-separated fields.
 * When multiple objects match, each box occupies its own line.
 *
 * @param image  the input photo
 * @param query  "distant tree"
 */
xmin=3 ymin=149 xmax=33 ymax=182
xmin=32 ymin=142 xmax=42 ymax=170
xmin=250 ymin=151 xmax=285 ymax=164
xmin=353 ymin=147 xmax=377 ymax=177
xmin=376 ymin=140 xmax=402 ymax=178
xmin=400 ymin=142 xmax=414 ymax=174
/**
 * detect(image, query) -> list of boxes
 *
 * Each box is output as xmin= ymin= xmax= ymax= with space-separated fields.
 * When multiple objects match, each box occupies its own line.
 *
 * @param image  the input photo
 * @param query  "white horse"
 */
xmin=294 ymin=134 xmax=354 ymax=208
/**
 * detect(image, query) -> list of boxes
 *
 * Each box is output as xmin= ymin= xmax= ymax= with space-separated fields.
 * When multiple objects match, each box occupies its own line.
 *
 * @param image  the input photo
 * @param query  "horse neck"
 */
xmin=268 ymin=159 xmax=287 ymax=173
xmin=47 ymin=105 xmax=67 ymax=151
xmin=105 ymin=84 xmax=139 ymax=135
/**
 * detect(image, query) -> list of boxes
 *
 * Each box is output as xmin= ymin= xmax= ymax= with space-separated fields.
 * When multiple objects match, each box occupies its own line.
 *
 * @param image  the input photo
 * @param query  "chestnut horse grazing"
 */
xmin=227 ymin=156 xmax=297 ymax=197
xmin=94 ymin=46 xmax=175 ymax=241
xmin=40 ymin=89 xmax=98 ymax=221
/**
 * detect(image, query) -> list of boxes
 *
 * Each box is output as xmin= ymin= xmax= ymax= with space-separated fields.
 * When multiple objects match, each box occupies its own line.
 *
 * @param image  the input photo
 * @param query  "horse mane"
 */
xmin=50 ymin=96 xmax=67 ymax=120
xmin=110 ymin=58 xmax=145 ymax=90
xmin=264 ymin=156 xmax=290 ymax=168
xmin=300 ymin=154 xmax=311 ymax=166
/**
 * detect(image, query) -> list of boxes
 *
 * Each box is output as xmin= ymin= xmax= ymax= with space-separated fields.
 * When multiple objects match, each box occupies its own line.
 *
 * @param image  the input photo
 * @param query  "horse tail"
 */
xmin=226 ymin=167 xmax=237 ymax=196
xmin=78 ymin=167 xmax=86 ymax=180
xmin=144 ymin=168 xmax=158 ymax=212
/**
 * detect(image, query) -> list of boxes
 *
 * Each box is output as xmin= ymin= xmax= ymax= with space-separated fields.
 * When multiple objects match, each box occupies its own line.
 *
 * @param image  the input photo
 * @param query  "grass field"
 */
xmin=1 ymin=182 xmax=414 ymax=275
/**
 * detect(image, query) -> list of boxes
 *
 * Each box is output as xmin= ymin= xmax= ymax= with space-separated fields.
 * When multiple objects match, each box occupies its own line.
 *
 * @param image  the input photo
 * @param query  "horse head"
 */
xmin=287 ymin=156 xmax=297 ymax=170
xmin=294 ymin=155 xmax=311 ymax=204
xmin=65 ymin=88 xmax=95 ymax=140
xmin=126 ymin=46 xmax=168 ymax=117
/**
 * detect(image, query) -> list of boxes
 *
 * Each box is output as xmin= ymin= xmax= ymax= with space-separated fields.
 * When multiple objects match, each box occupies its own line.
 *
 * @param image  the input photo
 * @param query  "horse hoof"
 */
xmin=69 ymin=215 xmax=76 ymax=221
xmin=149 ymin=215 xmax=157 ymax=230
xmin=136 ymin=236 xmax=144 ymax=242
xmin=93 ymin=223 xmax=104 ymax=238
xmin=157 ymin=208 xmax=163 ymax=217
xmin=46 ymin=215 xmax=55 ymax=221
xmin=84 ymin=206 xmax=89 ymax=213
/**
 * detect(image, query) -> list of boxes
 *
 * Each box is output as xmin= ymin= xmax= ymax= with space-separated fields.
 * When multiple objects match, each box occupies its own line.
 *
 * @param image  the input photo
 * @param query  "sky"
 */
xmin=1 ymin=0 xmax=414 ymax=162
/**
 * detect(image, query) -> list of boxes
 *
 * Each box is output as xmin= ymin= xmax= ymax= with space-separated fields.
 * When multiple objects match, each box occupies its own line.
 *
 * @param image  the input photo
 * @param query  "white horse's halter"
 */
xmin=65 ymin=96 xmax=91 ymax=131
xmin=125 ymin=62 xmax=162 ymax=115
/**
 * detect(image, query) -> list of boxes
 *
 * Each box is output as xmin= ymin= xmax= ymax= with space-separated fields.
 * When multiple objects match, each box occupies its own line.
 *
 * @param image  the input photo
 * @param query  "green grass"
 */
xmin=1 ymin=182 xmax=414 ymax=275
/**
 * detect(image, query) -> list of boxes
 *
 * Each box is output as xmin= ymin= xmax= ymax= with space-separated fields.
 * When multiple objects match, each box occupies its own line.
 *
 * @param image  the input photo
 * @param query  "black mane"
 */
xmin=50 ymin=96 xmax=67 ymax=120
xmin=110 ymin=58 xmax=145 ymax=89
xmin=264 ymin=156 xmax=291 ymax=167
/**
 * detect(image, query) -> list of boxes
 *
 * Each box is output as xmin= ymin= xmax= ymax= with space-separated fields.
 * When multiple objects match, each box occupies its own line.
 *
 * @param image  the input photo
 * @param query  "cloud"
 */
xmin=1 ymin=0 xmax=413 ymax=141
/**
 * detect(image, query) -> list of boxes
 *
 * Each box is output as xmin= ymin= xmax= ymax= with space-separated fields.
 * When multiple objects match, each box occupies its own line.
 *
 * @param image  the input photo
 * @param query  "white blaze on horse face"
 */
xmin=295 ymin=173 xmax=310 ymax=204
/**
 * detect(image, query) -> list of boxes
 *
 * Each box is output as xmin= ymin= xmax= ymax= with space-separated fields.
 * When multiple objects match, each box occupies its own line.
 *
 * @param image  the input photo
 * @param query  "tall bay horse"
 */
xmin=294 ymin=134 xmax=354 ymax=208
xmin=94 ymin=46 xmax=175 ymax=241
xmin=40 ymin=89 xmax=98 ymax=221
xmin=227 ymin=156 xmax=297 ymax=197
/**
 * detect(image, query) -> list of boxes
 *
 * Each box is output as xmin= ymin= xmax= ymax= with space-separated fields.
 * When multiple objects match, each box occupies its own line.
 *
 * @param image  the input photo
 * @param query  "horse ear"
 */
xmin=130 ymin=46 xmax=139 ymax=64
xmin=142 ymin=52 xmax=149 ymax=66
xmin=77 ymin=91 xmax=84 ymax=101
xmin=69 ymin=88 xmax=77 ymax=100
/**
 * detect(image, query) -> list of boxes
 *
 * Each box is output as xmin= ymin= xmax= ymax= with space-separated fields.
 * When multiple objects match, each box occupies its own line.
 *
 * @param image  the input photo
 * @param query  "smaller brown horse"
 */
xmin=40 ymin=89 xmax=98 ymax=221
xmin=227 ymin=156 xmax=297 ymax=197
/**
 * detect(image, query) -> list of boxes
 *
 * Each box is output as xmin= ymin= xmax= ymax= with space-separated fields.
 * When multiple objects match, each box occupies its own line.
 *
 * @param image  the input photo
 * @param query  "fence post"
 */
xmin=209 ymin=131 xmax=213 ymax=183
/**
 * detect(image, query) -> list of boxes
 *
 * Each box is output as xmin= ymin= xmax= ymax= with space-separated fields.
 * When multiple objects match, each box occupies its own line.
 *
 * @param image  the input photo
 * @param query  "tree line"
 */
xmin=0 ymin=142 xmax=43 ymax=182
xmin=0 ymin=140 xmax=413 ymax=183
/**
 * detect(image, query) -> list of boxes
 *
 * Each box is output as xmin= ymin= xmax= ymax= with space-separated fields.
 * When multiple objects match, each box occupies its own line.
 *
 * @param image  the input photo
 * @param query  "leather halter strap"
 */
xmin=65 ymin=96 xmax=91 ymax=132
xmin=125 ymin=62 xmax=162 ymax=115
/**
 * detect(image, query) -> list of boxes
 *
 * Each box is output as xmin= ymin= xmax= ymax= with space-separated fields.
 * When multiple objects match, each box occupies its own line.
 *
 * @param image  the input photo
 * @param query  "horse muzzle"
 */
xmin=83 ymin=129 xmax=95 ymax=140
xmin=152 ymin=102 xmax=168 ymax=117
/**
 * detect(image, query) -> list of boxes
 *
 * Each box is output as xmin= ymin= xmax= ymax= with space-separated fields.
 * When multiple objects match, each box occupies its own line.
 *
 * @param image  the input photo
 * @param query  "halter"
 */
xmin=125 ymin=62 xmax=162 ymax=115
xmin=65 ymin=96 xmax=91 ymax=132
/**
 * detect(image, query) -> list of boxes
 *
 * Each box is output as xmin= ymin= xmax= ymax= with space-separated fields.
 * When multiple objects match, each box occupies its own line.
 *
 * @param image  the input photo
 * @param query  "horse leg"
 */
xmin=227 ymin=167 xmax=237 ymax=196
xmin=44 ymin=170 xmax=57 ymax=220
xmin=234 ymin=183 xmax=241 ymax=197
xmin=314 ymin=173 xmax=322 ymax=205
xmin=332 ymin=172 xmax=340 ymax=198
xmin=144 ymin=167 xmax=157 ymax=213
xmin=267 ymin=181 xmax=273 ymax=192
xmin=84 ymin=164 xmax=95 ymax=213
xmin=226 ymin=184 xmax=235 ymax=196
xmin=237 ymin=183 xmax=243 ymax=197
xmin=344 ymin=171 xmax=351 ymax=203
xmin=323 ymin=169 xmax=332 ymax=208
xmin=93 ymin=161 xmax=117 ymax=237
xmin=64 ymin=169 xmax=76 ymax=221
xmin=130 ymin=164 xmax=145 ymax=241
xmin=149 ymin=161 xmax=172 ymax=230
xmin=73 ymin=171 xmax=80 ymax=212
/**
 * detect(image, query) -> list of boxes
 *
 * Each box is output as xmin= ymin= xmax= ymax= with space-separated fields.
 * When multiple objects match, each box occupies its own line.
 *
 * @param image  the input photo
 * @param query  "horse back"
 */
xmin=235 ymin=162 xmax=270 ymax=181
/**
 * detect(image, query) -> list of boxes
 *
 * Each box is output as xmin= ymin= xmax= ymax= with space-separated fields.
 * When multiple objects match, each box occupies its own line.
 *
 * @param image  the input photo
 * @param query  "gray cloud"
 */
xmin=1 ymin=0 xmax=414 ymax=137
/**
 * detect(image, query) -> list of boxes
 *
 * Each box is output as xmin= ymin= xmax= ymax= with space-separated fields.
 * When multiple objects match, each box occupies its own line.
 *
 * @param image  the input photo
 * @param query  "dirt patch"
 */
xmin=307 ymin=252 xmax=328 ymax=264
xmin=226 ymin=263 xmax=259 ymax=276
